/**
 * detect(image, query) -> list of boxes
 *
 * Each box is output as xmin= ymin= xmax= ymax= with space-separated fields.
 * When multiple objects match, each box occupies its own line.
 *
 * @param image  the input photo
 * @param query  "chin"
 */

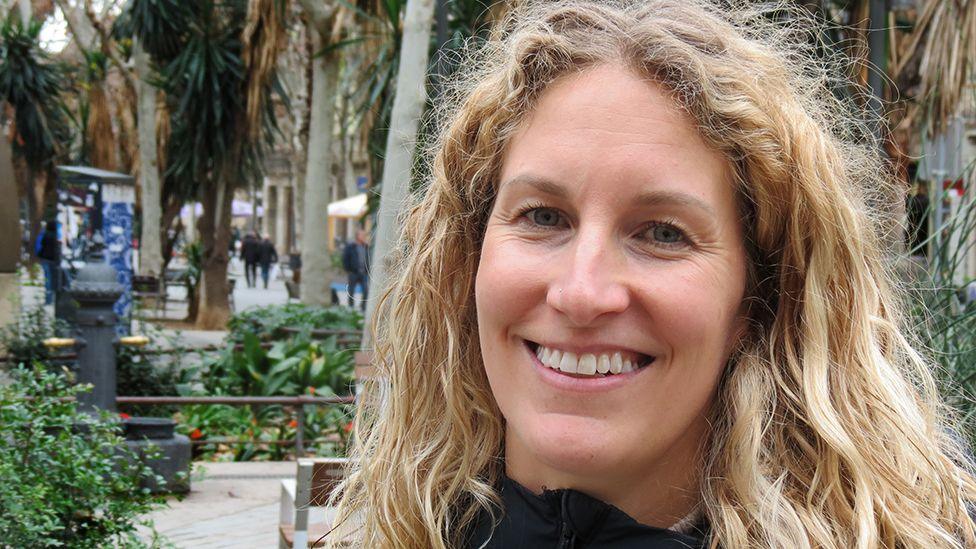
xmin=514 ymin=415 xmax=629 ymax=479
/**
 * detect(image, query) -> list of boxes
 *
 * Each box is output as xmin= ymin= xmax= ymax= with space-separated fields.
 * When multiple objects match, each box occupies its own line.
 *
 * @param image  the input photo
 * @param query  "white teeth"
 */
xmin=578 ymin=354 xmax=597 ymax=375
xmin=538 ymin=346 xmax=549 ymax=362
xmin=610 ymin=352 xmax=623 ymax=374
xmin=559 ymin=351 xmax=578 ymax=374
xmin=533 ymin=344 xmax=649 ymax=376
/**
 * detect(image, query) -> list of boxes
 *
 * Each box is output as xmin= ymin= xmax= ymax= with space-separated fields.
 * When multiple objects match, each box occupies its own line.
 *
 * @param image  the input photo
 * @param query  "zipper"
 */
xmin=557 ymin=490 xmax=577 ymax=549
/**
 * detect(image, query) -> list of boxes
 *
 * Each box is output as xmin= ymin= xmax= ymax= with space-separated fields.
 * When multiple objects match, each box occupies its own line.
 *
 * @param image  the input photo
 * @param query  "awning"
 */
xmin=57 ymin=165 xmax=134 ymax=185
xmin=327 ymin=193 xmax=367 ymax=218
xmin=180 ymin=200 xmax=263 ymax=217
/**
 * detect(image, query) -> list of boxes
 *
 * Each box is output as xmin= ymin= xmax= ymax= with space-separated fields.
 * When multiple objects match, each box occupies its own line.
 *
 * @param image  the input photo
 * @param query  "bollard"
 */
xmin=68 ymin=239 xmax=124 ymax=413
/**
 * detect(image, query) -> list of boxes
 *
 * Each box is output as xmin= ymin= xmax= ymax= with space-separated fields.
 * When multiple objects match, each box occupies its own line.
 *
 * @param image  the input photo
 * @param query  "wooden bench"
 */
xmin=131 ymin=275 xmax=165 ymax=316
xmin=278 ymin=457 xmax=353 ymax=548
xmin=164 ymin=269 xmax=190 ymax=302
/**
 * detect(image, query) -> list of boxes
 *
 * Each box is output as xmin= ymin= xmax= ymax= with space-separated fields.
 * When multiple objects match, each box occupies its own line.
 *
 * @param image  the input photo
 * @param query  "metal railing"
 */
xmin=132 ymin=328 xmax=364 ymax=356
xmin=117 ymin=395 xmax=355 ymax=455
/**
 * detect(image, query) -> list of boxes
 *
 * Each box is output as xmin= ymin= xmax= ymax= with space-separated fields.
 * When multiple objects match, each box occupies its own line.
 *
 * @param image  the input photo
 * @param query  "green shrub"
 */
xmin=226 ymin=304 xmax=363 ymax=343
xmin=174 ymin=401 xmax=353 ymax=461
xmin=202 ymin=331 xmax=354 ymax=397
xmin=177 ymin=327 xmax=356 ymax=461
xmin=0 ymin=304 xmax=67 ymax=369
xmin=117 ymin=325 xmax=204 ymax=417
xmin=0 ymin=366 xmax=165 ymax=547
xmin=906 ymin=185 xmax=976 ymax=445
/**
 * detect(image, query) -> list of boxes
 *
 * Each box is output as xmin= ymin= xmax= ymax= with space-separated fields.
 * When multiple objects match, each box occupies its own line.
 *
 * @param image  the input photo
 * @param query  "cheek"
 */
xmin=475 ymin=234 xmax=549 ymax=334
xmin=639 ymin=263 xmax=746 ymax=364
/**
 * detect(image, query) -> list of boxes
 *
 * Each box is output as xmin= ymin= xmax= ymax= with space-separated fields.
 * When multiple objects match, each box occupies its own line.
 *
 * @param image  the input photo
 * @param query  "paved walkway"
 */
xmin=140 ymin=461 xmax=299 ymax=548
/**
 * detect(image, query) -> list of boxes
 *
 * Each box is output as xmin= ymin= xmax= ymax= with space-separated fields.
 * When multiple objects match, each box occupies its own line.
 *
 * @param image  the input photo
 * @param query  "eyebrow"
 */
xmin=499 ymin=174 xmax=717 ymax=217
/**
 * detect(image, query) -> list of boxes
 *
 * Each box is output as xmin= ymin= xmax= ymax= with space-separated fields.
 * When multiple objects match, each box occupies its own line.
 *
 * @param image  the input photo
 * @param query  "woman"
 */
xmin=329 ymin=1 xmax=976 ymax=547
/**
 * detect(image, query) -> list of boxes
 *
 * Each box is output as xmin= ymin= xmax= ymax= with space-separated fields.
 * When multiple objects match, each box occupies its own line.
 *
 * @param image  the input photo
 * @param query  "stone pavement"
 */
xmin=140 ymin=461 xmax=303 ymax=548
xmin=17 ymin=256 xmax=291 ymax=326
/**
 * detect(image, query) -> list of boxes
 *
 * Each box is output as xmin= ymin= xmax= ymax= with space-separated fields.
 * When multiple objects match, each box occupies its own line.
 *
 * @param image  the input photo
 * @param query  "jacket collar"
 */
xmin=468 ymin=476 xmax=707 ymax=548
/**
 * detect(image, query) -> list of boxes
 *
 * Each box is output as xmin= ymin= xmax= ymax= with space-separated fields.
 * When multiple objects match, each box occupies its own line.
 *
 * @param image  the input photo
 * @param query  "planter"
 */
xmin=123 ymin=416 xmax=175 ymax=439
xmin=123 ymin=416 xmax=191 ymax=494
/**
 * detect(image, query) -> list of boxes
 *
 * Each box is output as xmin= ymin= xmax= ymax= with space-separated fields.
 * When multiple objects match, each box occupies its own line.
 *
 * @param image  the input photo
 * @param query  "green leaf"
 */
xmin=269 ymin=356 xmax=301 ymax=376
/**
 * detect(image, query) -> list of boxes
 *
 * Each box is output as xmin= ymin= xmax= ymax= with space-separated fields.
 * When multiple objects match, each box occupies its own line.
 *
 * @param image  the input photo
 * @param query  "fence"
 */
xmin=116 ymin=395 xmax=356 ymax=455
xmin=9 ymin=325 xmax=369 ymax=456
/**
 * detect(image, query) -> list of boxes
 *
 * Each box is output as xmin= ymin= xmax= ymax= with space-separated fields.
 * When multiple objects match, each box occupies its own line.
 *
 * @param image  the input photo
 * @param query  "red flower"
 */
xmin=189 ymin=428 xmax=203 ymax=440
xmin=343 ymin=421 xmax=354 ymax=433
xmin=119 ymin=412 xmax=131 ymax=420
xmin=288 ymin=419 xmax=298 ymax=429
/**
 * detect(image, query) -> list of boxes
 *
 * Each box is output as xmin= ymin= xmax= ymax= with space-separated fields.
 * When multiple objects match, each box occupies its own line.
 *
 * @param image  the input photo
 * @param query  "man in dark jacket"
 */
xmin=257 ymin=234 xmax=278 ymax=289
xmin=36 ymin=220 xmax=61 ymax=305
xmin=241 ymin=232 xmax=259 ymax=288
xmin=341 ymin=229 xmax=369 ymax=311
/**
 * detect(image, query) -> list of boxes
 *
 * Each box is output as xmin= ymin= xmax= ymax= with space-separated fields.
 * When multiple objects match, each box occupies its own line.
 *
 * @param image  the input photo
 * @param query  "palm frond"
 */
xmin=242 ymin=0 xmax=289 ymax=142
xmin=0 ymin=16 xmax=71 ymax=172
xmin=894 ymin=0 xmax=976 ymax=135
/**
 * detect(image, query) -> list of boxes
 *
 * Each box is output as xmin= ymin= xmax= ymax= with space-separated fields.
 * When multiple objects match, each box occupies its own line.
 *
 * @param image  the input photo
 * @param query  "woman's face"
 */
xmin=475 ymin=64 xmax=748 ymax=504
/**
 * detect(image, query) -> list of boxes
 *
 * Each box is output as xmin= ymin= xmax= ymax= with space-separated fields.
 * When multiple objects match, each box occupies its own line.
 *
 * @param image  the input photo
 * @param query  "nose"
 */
xmin=546 ymin=231 xmax=630 ymax=326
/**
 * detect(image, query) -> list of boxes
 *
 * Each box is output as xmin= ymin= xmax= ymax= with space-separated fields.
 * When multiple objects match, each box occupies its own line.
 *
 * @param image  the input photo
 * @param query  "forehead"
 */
xmin=498 ymin=63 xmax=733 ymax=208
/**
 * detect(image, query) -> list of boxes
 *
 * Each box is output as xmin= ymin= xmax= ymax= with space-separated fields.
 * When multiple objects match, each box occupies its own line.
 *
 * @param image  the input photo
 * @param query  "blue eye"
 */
xmin=643 ymin=222 xmax=688 ymax=247
xmin=652 ymin=224 xmax=682 ymax=242
xmin=528 ymin=208 xmax=562 ymax=227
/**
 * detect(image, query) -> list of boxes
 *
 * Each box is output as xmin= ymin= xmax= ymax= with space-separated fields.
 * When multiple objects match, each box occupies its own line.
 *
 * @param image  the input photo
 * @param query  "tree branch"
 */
xmin=297 ymin=0 xmax=336 ymax=35
xmin=79 ymin=0 xmax=136 ymax=88
xmin=52 ymin=0 xmax=96 ymax=50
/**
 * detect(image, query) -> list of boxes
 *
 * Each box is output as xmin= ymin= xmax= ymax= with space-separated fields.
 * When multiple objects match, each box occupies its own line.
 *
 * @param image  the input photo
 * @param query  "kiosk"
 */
xmin=56 ymin=166 xmax=136 ymax=332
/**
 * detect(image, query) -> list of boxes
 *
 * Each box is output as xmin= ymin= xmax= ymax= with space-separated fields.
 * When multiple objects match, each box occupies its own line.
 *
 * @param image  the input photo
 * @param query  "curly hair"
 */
xmin=329 ymin=1 xmax=976 ymax=547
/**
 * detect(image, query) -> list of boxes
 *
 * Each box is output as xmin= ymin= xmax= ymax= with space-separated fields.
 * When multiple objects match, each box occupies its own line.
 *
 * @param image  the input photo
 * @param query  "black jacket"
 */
xmin=37 ymin=230 xmax=60 ymax=262
xmin=341 ymin=241 xmax=369 ymax=276
xmin=467 ymin=477 xmax=706 ymax=548
xmin=257 ymin=239 xmax=277 ymax=266
xmin=241 ymin=236 xmax=259 ymax=263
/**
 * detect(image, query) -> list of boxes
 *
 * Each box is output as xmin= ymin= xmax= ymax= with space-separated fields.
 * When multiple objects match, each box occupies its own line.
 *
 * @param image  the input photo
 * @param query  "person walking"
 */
xmin=241 ymin=232 xmax=259 ymax=288
xmin=257 ymin=234 xmax=278 ymax=289
xmin=342 ymin=229 xmax=369 ymax=311
xmin=36 ymin=220 xmax=61 ymax=305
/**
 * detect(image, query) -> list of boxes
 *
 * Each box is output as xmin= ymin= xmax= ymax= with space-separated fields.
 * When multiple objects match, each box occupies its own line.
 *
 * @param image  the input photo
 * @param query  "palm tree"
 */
xmin=0 ymin=15 xmax=72 ymax=252
xmin=121 ymin=0 xmax=287 ymax=328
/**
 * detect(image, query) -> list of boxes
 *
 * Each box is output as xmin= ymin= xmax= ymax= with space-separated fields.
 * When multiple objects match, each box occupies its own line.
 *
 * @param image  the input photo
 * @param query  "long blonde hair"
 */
xmin=330 ymin=1 xmax=976 ymax=547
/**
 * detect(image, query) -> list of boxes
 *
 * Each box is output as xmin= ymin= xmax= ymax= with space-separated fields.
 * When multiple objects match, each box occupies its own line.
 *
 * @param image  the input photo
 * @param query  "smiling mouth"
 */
xmin=525 ymin=340 xmax=655 ymax=378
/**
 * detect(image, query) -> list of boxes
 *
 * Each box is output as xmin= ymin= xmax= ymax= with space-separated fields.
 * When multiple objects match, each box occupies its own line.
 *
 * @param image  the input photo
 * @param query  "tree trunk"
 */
xmin=17 ymin=0 xmax=29 ymax=24
xmin=86 ymin=81 xmax=116 ymax=170
xmin=134 ymin=39 xmax=164 ymax=277
xmin=299 ymin=20 xmax=339 ymax=307
xmin=866 ymin=0 xmax=887 ymax=142
xmin=29 ymin=169 xmax=48 ymax=252
xmin=160 ymin=198 xmax=183 ymax=273
xmin=196 ymin=178 xmax=233 ymax=329
xmin=362 ymin=0 xmax=435 ymax=345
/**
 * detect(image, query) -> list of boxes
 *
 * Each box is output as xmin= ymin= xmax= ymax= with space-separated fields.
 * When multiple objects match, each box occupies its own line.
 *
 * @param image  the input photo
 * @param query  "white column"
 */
xmin=186 ymin=202 xmax=197 ymax=243
xmin=275 ymin=184 xmax=288 ymax=255
xmin=263 ymin=185 xmax=276 ymax=241
xmin=292 ymin=173 xmax=304 ymax=251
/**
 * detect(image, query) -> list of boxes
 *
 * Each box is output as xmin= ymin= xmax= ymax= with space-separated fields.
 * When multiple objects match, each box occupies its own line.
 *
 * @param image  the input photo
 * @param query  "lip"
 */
xmin=522 ymin=339 xmax=649 ymax=393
